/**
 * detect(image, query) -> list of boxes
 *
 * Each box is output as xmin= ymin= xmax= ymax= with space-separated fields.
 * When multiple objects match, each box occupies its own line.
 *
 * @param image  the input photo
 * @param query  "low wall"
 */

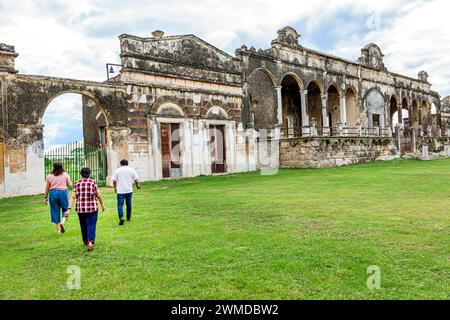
xmin=418 ymin=137 xmax=450 ymax=159
xmin=280 ymin=137 xmax=399 ymax=168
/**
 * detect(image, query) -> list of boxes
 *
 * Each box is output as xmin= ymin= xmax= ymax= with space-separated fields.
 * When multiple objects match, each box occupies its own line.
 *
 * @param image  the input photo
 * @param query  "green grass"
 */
xmin=0 ymin=159 xmax=449 ymax=300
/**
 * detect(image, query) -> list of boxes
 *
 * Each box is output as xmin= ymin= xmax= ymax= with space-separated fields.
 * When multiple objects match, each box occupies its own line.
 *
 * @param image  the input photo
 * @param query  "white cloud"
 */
xmin=332 ymin=0 xmax=450 ymax=95
xmin=2 ymin=0 xmax=449 ymax=146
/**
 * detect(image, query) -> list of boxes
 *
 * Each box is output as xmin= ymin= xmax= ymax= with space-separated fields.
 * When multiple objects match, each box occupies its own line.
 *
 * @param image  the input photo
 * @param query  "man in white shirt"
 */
xmin=112 ymin=160 xmax=141 ymax=225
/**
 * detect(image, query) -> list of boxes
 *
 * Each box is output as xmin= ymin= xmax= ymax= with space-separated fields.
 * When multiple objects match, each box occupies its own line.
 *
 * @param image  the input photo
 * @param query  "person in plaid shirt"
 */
xmin=65 ymin=167 xmax=106 ymax=251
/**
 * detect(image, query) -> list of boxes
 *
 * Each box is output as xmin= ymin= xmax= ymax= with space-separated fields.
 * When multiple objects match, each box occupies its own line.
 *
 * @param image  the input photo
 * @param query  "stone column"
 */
xmin=106 ymin=126 xmax=129 ymax=185
xmin=408 ymin=105 xmax=413 ymax=128
xmin=339 ymin=95 xmax=347 ymax=127
xmin=321 ymin=94 xmax=329 ymax=136
xmin=274 ymin=86 xmax=283 ymax=128
xmin=380 ymin=113 xmax=386 ymax=136
xmin=418 ymin=106 xmax=423 ymax=127
xmin=300 ymin=90 xmax=309 ymax=136
xmin=398 ymin=104 xmax=403 ymax=128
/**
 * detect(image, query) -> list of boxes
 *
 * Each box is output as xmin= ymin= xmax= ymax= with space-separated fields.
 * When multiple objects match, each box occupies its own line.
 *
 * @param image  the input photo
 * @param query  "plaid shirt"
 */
xmin=74 ymin=178 xmax=99 ymax=213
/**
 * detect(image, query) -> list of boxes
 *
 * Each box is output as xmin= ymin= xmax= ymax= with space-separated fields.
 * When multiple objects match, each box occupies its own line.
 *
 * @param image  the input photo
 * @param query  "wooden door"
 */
xmin=170 ymin=123 xmax=181 ymax=172
xmin=161 ymin=123 xmax=171 ymax=178
xmin=161 ymin=123 xmax=181 ymax=178
xmin=210 ymin=125 xmax=226 ymax=174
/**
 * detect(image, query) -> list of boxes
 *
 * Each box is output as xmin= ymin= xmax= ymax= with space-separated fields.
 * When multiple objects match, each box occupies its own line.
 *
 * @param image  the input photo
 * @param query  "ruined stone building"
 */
xmin=0 ymin=27 xmax=448 ymax=198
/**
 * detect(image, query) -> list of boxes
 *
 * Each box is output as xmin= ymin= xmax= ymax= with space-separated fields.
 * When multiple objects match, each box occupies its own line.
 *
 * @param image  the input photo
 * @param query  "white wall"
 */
xmin=128 ymin=118 xmax=258 ymax=182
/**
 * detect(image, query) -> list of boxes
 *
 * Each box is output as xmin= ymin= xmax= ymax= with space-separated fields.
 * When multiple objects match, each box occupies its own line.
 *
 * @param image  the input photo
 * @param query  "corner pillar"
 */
xmin=106 ymin=126 xmax=129 ymax=186
xmin=300 ymin=90 xmax=309 ymax=136
xmin=274 ymin=86 xmax=283 ymax=128
xmin=321 ymin=94 xmax=330 ymax=136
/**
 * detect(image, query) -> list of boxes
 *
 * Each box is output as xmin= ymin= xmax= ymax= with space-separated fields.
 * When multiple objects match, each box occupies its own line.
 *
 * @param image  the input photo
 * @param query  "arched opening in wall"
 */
xmin=42 ymin=93 xmax=108 ymax=186
xmin=281 ymin=74 xmax=302 ymax=137
xmin=206 ymin=106 xmax=228 ymax=174
xmin=431 ymin=102 xmax=439 ymax=134
xmin=248 ymin=69 xmax=277 ymax=131
xmin=422 ymin=100 xmax=430 ymax=131
xmin=412 ymin=99 xmax=420 ymax=129
xmin=392 ymin=98 xmax=409 ymax=129
xmin=327 ymin=84 xmax=340 ymax=134
xmin=157 ymin=103 xmax=184 ymax=179
xmin=366 ymin=89 xmax=386 ymax=134
xmin=307 ymin=81 xmax=322 ymax=130
xmin=346 ymin=88 xmax=358 ymax=129
xmin=389 ymin=96 xmax=399 ymax=132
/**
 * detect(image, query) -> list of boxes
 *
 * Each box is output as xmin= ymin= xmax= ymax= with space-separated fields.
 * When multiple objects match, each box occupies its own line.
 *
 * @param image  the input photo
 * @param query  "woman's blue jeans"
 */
xmin=78 ymin=212 xmax=98 ymax=244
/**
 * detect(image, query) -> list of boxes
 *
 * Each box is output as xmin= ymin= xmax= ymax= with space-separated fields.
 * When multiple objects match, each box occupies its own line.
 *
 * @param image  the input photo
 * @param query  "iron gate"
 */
xmin=44 ymin=142 xmax=107 ymax=187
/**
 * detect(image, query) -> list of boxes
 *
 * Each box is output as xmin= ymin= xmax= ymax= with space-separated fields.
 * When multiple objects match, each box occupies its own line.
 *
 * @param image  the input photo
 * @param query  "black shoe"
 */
xmin=119 ymin=219 xmax=125 ymax=226
xmin=127 ymin=218 xmax=131 ymax=222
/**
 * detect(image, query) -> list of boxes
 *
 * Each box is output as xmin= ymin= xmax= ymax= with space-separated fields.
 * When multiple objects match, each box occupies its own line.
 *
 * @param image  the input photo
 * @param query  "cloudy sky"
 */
xmin=1 ymin=0 xmax=449 ymax=147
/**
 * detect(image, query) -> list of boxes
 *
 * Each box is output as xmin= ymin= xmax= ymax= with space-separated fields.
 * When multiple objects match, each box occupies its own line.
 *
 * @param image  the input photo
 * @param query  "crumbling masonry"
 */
xmin=0 ymin=27 xmax=448 ymax=197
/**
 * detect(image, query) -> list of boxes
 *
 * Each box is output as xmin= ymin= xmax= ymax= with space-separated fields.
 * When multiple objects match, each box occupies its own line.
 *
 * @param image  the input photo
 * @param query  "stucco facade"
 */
xmin=0 ymin=27 xmax=447 ymax=198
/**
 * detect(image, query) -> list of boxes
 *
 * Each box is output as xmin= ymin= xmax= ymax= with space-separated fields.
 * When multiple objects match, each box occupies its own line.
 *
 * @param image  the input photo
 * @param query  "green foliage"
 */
xmin=372 ymin=138 xmax=391 ymax=146
xmin=0 ymin=159 xmax=449 ymax=300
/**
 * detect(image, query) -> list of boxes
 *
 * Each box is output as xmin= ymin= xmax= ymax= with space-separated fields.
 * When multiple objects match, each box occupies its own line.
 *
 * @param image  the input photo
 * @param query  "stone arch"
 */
xmin=248 ymin=67 xmax=277 ymax=86
xmin=411 ymin=98 xmax=420 ymax=129
xmin=152 ymin=96 xmax=183 ymax=115
xmin=389 ymin=95 xmax=399 ymax=130
xmin=41 ymin=90 xmax=110 ymax=127
xmin=280 ymin=72 xmax=304 ymax=90
xmin=206 ymin=106 xmax=229 ymax=120
xmin=327 ymin=83 xmax=341 ymax=129
xmin=327 ymin=83 xmax=343 ymax=97
xmin=280 ymin=73 xmax=303 ymax=136
xmin=200 ymin=100 xmax=231 ymax=118
xmin=248 ymin=68 xmax=278 ymax=130
xmin=346 ymin=87 xmax=359 ymax=128
xmin=365 ymin=88 xmax=386 ymax=130
xmin=306 ymin=80 xmax=325 ymax=94
xmin=156 ymin=102 xmax=185 ymax=118
xmin=306 ymin=80 xmax=323 ymax=127
xmin=421 ymin=99 xmax=431 ymax=130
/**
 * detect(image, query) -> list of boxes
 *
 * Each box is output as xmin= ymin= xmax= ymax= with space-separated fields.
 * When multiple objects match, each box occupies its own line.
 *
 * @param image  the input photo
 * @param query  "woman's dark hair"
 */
xmin=51 ymin=162 xmax=65 ymax=176
xmin=80 ymin=167 xmax=91 ymax=179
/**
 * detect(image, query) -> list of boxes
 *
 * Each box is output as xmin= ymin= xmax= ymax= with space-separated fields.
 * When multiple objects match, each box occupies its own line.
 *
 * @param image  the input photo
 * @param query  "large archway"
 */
xmin=366 ymin=89 xmax=385 ymax=134
xmin=307 ymin=81 xmax=323 ymax=130
xmin=389 ymin=96 xmax=399 ymax=132
xmin=327 ymin=84 xmax=340 ymax=134
xmin=411 ymin=99 xmax=420 ymax=129
xmin=392 ymin=97 xmax=409 ymax=129
xmin=281 ymin=74 xmax=302 ymax=137
xmin=421 ymin=100 xmax=430 ymax=131
xmin=248 ymin=69 xmax=277 ymax=131
xmin=42 ymin=92 xmax=108 ymax=186
xmin=346 ymin=88 xmax=358 ymax=129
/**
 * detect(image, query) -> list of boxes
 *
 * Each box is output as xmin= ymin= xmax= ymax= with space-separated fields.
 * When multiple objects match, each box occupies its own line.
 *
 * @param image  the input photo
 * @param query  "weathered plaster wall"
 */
xmin=0 ymin=71 xmax=130 ymax=197
xmin=280 ymin=137 xmax=399 ymax=168
xmin=82 ymin=96 xmax=107 ymax=147
xmin=248 ymin=69 xmax=276 ymax=130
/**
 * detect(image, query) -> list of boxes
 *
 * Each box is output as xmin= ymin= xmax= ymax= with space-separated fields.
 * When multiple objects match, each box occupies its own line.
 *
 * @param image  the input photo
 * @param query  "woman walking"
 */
xmin=65 ymin=167 xmax=106 ymax=251
xmin=44 ymin=162 xmax=72 ymax=234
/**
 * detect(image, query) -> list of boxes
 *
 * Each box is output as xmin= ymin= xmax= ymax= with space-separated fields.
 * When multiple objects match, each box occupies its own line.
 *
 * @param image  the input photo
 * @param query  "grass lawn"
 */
xmin=0 ymin=159 xmax=449 ymax=300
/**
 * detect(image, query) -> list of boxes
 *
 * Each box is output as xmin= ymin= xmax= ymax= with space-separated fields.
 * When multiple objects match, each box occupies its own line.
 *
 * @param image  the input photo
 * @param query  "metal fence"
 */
xmin=44 ymin=142 xmax=107 ymax=187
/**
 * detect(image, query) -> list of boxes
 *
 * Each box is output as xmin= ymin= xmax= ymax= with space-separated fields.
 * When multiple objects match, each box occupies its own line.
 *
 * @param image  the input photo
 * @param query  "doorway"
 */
xmin=209 ymin=125 xmax=226 ymax=174
xmin=161 ymin=123 xmax=181 ymax=178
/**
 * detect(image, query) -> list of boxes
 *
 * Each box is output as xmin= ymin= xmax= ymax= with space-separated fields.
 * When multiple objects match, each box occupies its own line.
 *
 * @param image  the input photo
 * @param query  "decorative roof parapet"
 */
xmin=271 ymin=26 xmax=301 ymax=47
xmin=418 ymin=70 xmax=429 ymax=83
xmin=0 ymin=43 xmax=19 ymax=73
